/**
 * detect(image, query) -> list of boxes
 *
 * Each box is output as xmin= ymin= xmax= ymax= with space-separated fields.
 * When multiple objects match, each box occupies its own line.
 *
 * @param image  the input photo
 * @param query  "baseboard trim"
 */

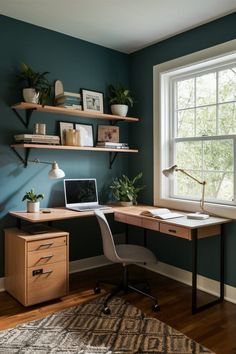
xmin=1 ymin=256 xmax=235 ymax=304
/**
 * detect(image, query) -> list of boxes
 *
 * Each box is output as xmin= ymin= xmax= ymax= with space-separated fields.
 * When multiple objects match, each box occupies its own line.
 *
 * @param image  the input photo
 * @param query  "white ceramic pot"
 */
xmin=27 ymin=201 xmax=40 ymax=213
xmin=23 ymin=88 xmax=39 ymax=104
xmin=111 ymin=104 xmax=128 ymax=117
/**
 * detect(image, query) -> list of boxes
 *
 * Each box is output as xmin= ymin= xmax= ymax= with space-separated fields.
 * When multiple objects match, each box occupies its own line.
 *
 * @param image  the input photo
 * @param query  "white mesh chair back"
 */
xmin=95 ymin=210 xmax=122 ymax=263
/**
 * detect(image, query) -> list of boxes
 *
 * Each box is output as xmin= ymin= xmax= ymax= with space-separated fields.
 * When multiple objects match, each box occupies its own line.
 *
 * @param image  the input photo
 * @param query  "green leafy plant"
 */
xmin=19 ymin=62 xmax=51 ymax=104
xmin=22 ymin=189 xmax=44 ymax=203
xmin=108 ymin=84 xmax=134 ymax=107
xmin=110 ymin=172 xmax=144 ymax=204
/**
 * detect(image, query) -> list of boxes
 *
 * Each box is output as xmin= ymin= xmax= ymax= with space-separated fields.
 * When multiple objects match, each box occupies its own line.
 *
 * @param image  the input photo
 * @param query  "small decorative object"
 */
xmin=34 ymin=123 xmax=46 ymax=135
xmin=65 ymin=129 xmax=81 ymax=146
xmin=81 ymin=89 xmax=104 ymax=113
xmin=108 ymin=84 xmax=134 ymax=117
xmin=22 ymin=189 xmax=44 ymax=213
xmin=59 ymin=122 xmax=74 ymax=145
xmin=110 ymin=172 xmax=144 ymax=205
xmin=54 ymin=80 xmax=82 ymax=110
xmin=97 ymin=125 xmax=119 ymax=143
xmin=75 ymin=124 xmax=94 ymax=147
xmin=18 ymin=63 xmax=51 ymax=105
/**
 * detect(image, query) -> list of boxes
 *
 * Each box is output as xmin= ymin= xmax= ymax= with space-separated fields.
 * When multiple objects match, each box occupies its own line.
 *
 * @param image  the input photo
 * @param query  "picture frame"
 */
xmin=81 ymin=89 xmax=104 ymax=113
xmin=59 ymin=121 xmax=74 ymax=145
xmin=97 ymin=125 xmax=119 ymax=143
xmin=75 ymin=123 xmax=94 ymax=147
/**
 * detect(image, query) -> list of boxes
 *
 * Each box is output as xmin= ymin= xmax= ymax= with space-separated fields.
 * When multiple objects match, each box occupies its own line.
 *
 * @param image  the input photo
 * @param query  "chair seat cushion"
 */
xmin=116 ymin=244 xmax=157 ymax=264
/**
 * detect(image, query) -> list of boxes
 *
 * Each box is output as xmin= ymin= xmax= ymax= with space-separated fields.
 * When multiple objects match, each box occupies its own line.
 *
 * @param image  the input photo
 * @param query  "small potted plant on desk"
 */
xmin=18 ymin=62 xmax=51 ymax=105
xmin=22 ymin=189 xmax=44 ymax=213
xmin=110 ymin=172 xmax=144 ymax=206
xmin=108 ymin=84 xmax=134 ymax=117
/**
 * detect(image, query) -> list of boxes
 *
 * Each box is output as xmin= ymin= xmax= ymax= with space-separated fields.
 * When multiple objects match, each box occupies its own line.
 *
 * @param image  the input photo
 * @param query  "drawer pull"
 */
xmin=168 ymin=229 xmax=177 ymax=233
xmin=37 ymin=243 xmax=53 ymax=249
xmin=42 ymin=270 xmax=53 ymax=275
xmin=40 ymin=255 xmax=53 ymax=260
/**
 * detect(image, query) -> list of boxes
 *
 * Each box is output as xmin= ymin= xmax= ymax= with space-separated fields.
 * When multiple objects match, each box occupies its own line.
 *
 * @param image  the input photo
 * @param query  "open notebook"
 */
xmin=140 ymin=208 xmax=184 ymax=220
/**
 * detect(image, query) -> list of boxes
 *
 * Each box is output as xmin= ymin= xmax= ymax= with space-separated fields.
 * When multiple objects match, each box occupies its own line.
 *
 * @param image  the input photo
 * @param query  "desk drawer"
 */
xmin=27 ymin=246 xmax=66 ymax=268
xmin=27 ymin=261 xmax=67 ymax=305
xmin=160 ymin=223 xmax=190 ymax=240
xmin=142 ymin=218 xmax=159 ymax=231
xmin=114 ymin=213 xmax=142 ymax=227
xmin=28 ymin=236 xmax=67 ymax=252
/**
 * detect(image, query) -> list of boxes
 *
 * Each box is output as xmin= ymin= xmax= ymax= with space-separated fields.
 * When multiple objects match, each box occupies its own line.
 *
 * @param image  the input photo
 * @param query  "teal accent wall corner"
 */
xmin=129 ymin=12 xmax=236 ymax=286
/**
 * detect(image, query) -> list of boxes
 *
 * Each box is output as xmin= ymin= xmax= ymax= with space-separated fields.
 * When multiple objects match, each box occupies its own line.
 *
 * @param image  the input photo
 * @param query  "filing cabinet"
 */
xmin=4 ymin=227 xmax=69 ymax=306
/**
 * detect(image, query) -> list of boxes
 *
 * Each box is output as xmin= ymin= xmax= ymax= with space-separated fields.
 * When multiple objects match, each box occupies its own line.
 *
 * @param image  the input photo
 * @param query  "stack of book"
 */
xmin=55 ymin=91 xmax=82 ymax=110
xmin=14 ymin=134 xmax=60 ymax=145
xmin=96 ymin=142 xmax=129 ymax=149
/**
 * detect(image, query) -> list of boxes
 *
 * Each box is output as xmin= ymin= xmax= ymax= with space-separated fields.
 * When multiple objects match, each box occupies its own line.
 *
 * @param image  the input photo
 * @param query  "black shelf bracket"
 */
xmin=11 ymin=146 xmax=30 ymax=167
xmin=12 ymin=108 xmax=35 ymax=128
xmin=109 ymin=151 xmax=118 ymax=169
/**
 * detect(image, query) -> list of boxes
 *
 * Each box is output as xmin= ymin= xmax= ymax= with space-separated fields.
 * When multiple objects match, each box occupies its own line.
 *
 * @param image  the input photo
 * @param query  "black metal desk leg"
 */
xmin=125 ymin=224 xmax=129 ymax=244
xmin=192 ymin=230 xmax=198 ymax=314
xmin=143 ymin=228 xmax=147 ymax=247
xmin=220 ymin=227 xmax=225 ymax=301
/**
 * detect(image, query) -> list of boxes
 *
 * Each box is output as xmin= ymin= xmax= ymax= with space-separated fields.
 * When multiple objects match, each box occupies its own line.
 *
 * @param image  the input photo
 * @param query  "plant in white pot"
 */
xmin=22 ymin=189 xmax=44 ymax=213
xmin=108 ymin=84 xmax=134 ymax=117
xmin=18 ymin=63 xmax=51 ymax=105
xmin=110 ymin=172 xmax=144 ymax=206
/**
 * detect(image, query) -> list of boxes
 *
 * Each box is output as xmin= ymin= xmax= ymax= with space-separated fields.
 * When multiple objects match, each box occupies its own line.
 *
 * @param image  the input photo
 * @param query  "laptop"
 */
xmin=64 ymin=178 xmax=108 ymax=211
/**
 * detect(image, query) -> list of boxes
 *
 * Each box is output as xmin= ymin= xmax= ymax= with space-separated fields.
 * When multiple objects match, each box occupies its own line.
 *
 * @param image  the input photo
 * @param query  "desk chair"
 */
xmin=94 ymin=209 xmax=160 ymax=314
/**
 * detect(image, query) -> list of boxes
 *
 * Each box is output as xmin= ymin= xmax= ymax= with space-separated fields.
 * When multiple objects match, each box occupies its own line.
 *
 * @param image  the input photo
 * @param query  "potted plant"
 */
xmin=108 ymin=84 xmax=134 ymax=117
xmin=110 ymin=172 xmax=144 ymax=205
xmin=22 ymin=189 xmax=44 ymax=213
xmin=18 ymin=63 xmax=51 ymax=105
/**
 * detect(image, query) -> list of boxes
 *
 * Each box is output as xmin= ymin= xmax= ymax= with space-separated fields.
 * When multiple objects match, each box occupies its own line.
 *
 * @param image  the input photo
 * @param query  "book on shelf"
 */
xmin=55 ymin=91 xmax=81 ymax=99
xmin=55 ymin=96 xmax=81 ymax=104
xmin=96 ymin=142 xmax=129 ymax=149
xmin=56 ymin=104 xmax=82 ymax=110
xmin=140 ymin=208 xmax=184 ymax=220
xmin=14 ymin=134 xmax=60 ymax=145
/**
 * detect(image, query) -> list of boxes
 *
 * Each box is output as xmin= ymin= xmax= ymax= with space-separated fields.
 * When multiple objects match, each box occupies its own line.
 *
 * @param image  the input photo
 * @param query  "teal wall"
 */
xmin=0 ymin=15 xmax=130 ymax=277
xmin=129 ymin=13 xmax=236 ymax=286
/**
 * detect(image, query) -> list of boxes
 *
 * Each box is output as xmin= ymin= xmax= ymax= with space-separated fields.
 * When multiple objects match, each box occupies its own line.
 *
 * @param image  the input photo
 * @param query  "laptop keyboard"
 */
xmin=71 ymin=205 xmax=108 ymax=211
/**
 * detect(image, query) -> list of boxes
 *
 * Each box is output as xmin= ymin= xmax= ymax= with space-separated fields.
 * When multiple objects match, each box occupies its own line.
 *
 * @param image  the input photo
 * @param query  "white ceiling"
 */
xmin=1 ymin=0 xmax=236 ymax=53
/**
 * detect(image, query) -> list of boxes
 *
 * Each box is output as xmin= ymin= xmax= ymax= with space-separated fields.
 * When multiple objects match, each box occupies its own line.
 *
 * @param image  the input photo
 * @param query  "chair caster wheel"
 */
xmin=152 ymin=303 xmax=160 ymax=312
xmin=103 ymin=306 xmax=111 ymax=315
xmin=94 ymin=287 xmax=101 ymax=294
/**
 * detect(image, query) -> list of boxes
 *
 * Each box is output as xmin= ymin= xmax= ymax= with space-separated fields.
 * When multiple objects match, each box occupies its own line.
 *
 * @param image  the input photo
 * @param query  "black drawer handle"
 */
xmin=168 ymin=229 xmax=177 ymax=233
xmin=42 ymin=270 xmax=53 ymax=275
xmin=40 ymin=255 xmax=53 ymax=259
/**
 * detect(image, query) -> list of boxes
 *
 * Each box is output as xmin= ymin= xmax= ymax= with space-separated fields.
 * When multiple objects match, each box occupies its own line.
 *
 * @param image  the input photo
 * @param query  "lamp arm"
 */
xmin=176 ymin=168 xmax=205 ymax=185
xmin=29 ymin=159 xmax=52 ymax=165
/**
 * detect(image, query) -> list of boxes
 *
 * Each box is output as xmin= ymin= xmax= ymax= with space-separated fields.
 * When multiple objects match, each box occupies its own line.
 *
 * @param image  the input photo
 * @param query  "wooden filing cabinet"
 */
xmin=4 ymin=227 xmax=69 ymax=306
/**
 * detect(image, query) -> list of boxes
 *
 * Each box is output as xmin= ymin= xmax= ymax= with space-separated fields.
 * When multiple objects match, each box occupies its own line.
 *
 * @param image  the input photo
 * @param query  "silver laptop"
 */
xmin=64 ymin=178 xmax=107 ymax=211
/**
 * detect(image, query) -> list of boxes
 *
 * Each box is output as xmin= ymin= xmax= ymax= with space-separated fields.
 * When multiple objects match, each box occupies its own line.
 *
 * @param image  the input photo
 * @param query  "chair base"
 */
xmin=94 ymin=265 xmax=160 ymax=314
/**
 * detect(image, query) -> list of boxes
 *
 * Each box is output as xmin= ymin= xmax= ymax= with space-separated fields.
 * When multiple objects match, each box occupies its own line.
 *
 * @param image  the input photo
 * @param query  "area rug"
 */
xmin=0 ymin=296 xmax=213 ymax=353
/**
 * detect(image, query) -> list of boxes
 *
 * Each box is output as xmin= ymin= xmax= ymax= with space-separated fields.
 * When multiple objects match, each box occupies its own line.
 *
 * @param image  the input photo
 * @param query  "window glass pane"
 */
xmin=204 ymin=172 xmax=234 ymax=201
xmin=177 ymin=109 xmax=195 ymax=137
xmin=177 ymin=78 xmax=194 ymax=109
xmin=196 ymin=106 xmax=216 ymax=136
xmin=203 ymin=139 xmax=233 ymax=172
xmin=218 ymin=103 xmax=236 ymax=135
xmin=175 ymin=173 xmax=202 ymax=199
xmin=176 ymin=141 xmax=202 ymax=170
xmin=196 ymin=72 xmax=216 ymax=106
xmin=218 ymin=67 xmax=236 ymax=103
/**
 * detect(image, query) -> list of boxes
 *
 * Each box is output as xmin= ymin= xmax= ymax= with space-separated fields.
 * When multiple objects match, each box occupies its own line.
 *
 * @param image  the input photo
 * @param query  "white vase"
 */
xmin=23 ymin=88 xmax=39 ymax=104
xmin=27 ymin=201 xmax=40 ymax=213
xmin=111 ymin=104 xmax=128 ymax=117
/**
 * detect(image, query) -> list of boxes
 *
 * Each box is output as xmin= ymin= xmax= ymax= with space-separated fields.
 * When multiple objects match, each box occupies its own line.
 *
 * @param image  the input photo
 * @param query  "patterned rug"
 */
xmin=0 ymin=296 xmax=214 ymax=353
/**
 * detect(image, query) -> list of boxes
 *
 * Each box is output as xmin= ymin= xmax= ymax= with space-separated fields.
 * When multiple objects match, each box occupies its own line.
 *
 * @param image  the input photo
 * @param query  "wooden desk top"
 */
xmin=9 ymin=205 xmax=231 ymax=229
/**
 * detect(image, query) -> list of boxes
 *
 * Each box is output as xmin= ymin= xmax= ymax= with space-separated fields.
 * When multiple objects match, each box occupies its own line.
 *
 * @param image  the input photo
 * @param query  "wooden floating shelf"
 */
xmin=11 ymin=143 xmax=138 ymax=153
xmin=12 ymin=102 xmax=139 ymax=122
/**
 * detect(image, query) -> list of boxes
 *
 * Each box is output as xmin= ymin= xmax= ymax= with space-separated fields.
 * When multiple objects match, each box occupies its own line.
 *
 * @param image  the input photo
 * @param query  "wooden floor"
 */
xmin=0 ymin=264 xmax=236 ymax=354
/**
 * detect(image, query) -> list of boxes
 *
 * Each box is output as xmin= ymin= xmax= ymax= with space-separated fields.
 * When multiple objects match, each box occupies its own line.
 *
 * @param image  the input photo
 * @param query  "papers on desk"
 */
xmin=140 ymin=208 xmax=184 ymax=220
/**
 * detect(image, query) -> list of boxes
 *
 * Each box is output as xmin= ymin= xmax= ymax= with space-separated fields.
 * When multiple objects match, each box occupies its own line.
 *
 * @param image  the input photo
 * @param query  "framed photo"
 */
xmin=75 ymin=123 xmax=94 ymax=147
xmin=59 ymin=121 xmax=74 ymax=145
xmin=81 ymin=89 xmax=104 ymax=113
xmin=97 ymin=125 xmax=119 ymax=142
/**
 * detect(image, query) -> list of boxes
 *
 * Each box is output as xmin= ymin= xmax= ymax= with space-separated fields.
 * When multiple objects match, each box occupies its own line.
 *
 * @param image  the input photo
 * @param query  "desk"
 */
xmin=10 ymin=205 xmax=231 ymax=314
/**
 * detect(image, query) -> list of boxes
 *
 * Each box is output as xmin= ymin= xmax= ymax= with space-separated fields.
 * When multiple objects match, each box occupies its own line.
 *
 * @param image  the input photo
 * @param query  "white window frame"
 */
xmin=153 ymin=39 xmax=236 ymax=219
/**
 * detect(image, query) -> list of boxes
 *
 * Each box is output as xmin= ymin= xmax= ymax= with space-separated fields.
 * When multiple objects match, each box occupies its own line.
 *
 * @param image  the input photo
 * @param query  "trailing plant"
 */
xmin=18 ymin=62 xmax=51 ymax=104
xmin=22 ymin=189 xmax=44 ymax=203
xmin=110 ymin=172 xmax=144 ymax=204
xmin=108 ymin=84 xmax=134 ymax=107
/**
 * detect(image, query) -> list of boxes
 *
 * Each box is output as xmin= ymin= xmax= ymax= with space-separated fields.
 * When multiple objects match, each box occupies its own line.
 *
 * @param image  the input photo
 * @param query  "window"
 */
xmin=154 ymin=40 xmax=236 ymax=218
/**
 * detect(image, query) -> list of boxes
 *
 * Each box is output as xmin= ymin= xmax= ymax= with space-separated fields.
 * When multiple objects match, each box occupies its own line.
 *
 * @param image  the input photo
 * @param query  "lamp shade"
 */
xmin=48 ymin=161 xmax=65 ymax=179
xmin=162 ymin=164 xmax=177 ymax=177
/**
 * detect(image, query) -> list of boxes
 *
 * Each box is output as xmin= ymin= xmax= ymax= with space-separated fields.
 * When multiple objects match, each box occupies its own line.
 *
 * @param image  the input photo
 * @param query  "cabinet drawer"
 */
xmin=28 ymin=236 xmax=67 ymax=252
xmin=114 ymin=213 xmax=142 ymax=227
xmin=160 ymin=223 xmax=190 ymax=240
xmin=27 ymin=246 xmax=66 ymax=268
xmin=27 ymin=262 xmax=67 ymax=305
xmin=142 ymin=218 xmax=159 ymax=231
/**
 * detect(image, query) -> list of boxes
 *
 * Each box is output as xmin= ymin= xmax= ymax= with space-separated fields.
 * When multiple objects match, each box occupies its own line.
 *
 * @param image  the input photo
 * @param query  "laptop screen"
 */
xmin=64 ymin=179 xmax=98 ymax=207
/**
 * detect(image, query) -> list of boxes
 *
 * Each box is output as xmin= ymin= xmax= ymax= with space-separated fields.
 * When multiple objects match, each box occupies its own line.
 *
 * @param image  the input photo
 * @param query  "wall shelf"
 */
xmin=12 ymin=102 xmax=139 ymax=127
xmin=11 ymin=143 xmax=138 ymax=169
